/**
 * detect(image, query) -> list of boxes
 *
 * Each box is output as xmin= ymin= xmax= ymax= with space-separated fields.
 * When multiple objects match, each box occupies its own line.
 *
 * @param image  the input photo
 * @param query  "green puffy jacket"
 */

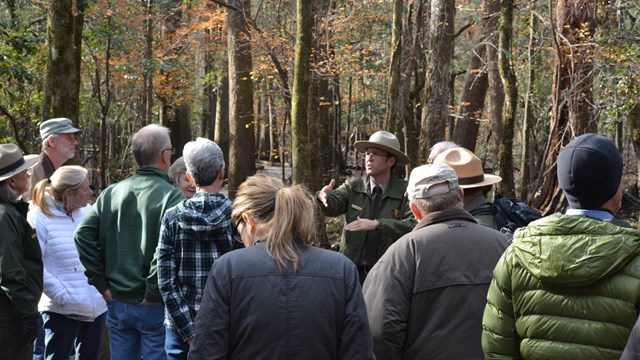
xmin=482 ymin=214 xmax=640 ymax=360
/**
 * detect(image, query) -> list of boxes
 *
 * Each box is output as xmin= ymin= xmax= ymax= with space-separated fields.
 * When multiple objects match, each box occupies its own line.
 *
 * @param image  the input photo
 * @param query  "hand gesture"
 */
xmin=317 ymin=179 xmax=336 ymax=207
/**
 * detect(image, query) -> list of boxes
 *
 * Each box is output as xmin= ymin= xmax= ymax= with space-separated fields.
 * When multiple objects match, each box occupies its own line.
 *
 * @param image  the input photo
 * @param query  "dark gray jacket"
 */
xmin=363 ymin=207 xmax=508 ymax=360
xmin=188 ymin=244 xmax=374 ymax=360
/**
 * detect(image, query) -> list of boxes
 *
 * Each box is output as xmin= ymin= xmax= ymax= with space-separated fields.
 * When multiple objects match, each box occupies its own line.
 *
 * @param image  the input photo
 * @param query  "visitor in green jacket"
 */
xmin=482 ymin=133 xmax=640 ymax=360
xmin=74 ymin=124 xmax=185 ymax=359
xmin=317 ymin=131 xmax=416 ymax=283
xmin=0 ymin=143 xmax=41 ymax=360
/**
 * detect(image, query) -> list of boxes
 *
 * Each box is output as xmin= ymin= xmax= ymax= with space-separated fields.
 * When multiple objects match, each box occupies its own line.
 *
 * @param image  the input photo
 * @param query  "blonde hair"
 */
xmin=32 ymin=165 xmax=88 ymax=217
xmin=232 ymin=174 xmax=316 ymax=272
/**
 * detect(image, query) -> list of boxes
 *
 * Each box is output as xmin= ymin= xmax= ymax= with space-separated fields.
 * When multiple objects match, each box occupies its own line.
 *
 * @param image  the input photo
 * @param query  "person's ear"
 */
xmin=410 ymin=202 xmax=422 ymax=220
xmin=185 ymin=171 xmax=196 ymax=186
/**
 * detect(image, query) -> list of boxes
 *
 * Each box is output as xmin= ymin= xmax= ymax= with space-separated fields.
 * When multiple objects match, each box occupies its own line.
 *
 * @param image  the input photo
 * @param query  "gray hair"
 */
xmin=42 ymin=134 xmax=57 ymax=150
xmin=183 ymin=137 xmax=225 ymax=187
xmin=131 ymin=124 xmax=171 ymax=167
xmin=411 ymin=189 xmax=462 ymax=214
xmin=428 ymin=141 xmax=458 ymax=163
xmin=168 ymin=157 xmax=187 ymax=185
xmin=0 ymin=180 xmax=20 ymax=203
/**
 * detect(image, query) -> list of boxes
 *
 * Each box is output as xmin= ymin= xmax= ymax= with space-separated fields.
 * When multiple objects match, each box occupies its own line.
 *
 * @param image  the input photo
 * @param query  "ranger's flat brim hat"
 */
xmin=434 ymin=147 xmax=501 ymax=188
xmin=354 ymin=131 xmax=410 ymax=166
xmin=0 ymin=144 xmax=38 ymax=181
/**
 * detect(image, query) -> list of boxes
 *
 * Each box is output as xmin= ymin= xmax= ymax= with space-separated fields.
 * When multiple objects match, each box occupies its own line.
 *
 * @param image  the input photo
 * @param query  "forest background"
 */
xmin=2 ymin=0 xmax=640 ymax=227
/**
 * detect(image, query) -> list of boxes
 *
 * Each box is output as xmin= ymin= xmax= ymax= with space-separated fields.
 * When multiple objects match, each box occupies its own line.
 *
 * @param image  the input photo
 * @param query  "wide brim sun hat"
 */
xmin=354 ymin=131 xmax=410 ymax=166
xmin=433 ymin=147 xmax=502 ymax=188
xmin=0 ymin=144 xmax=39 ymax=181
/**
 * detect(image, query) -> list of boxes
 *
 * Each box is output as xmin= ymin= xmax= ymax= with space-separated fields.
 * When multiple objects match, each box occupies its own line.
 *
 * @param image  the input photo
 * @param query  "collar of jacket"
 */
xmin=414 ymin=207 xmax=477 ymax=231
xmin=135 ymin=166 xmax=173 ymax=183
xmin=350 ymin=176 xmax=407 ymax=200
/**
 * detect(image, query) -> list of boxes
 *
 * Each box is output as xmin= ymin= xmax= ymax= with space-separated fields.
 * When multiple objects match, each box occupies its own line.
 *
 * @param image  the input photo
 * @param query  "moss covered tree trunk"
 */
xmin=418 ymin=0 xmax=455 ymax=164
xmin=495 ymin=0 xmax=516 ymax=197
xmin=291 ymin=0 xmax=313 ymax=185
xmin=43 ymin=0 xmax=85 ymax=122
xmin=227 ymin=0 xmax=255 ymax=198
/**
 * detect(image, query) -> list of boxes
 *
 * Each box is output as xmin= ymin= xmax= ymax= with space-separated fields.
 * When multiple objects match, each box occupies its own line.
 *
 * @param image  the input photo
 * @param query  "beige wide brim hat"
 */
xmin=0 ymin=144 xmax=38 ymax=181
xmin=433 ymin=147 xmax=502 ymax=188
xmin=354 ymin=131 xmax=410 ymax=166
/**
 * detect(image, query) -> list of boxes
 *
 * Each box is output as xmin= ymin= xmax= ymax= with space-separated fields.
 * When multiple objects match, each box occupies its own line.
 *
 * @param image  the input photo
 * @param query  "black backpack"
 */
xmin=470 ymin=196 xmax=542 ymax=237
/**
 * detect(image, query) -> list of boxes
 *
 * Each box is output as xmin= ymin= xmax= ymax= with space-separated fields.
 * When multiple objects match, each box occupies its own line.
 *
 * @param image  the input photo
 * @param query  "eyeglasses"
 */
xmin=363 ymin=151 xmax=391 ymax=160
xmin=163 ymin=147 xmax=176 ymax=155
xmin=233 ymin=219 xmax=244 ymax=244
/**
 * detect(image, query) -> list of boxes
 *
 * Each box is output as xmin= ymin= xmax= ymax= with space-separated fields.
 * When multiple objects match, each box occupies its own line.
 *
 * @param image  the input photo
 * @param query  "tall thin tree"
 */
xmin=291 ymin=0 xmax=313 ymax=185
xmin=227 ymin=0 xmax=256 ymax=197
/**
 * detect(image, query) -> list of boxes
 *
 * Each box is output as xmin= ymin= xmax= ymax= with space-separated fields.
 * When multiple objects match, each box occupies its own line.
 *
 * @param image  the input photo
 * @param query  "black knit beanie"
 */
xmin=557 ymin=133 xmax=623 ymax=209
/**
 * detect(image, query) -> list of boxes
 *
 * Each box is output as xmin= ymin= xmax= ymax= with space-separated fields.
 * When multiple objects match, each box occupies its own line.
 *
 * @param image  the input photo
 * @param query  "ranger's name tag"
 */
xmin=351 ymin=204 xmax=363 ymax=211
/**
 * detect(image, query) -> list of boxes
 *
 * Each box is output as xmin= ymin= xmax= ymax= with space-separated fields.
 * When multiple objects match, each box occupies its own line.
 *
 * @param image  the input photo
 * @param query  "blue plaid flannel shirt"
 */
xmin=157 ymin=192 xmax=234 ymax=341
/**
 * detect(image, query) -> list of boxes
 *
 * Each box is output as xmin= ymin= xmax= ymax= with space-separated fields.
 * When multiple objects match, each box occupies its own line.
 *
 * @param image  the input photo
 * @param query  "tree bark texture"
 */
xmin=202 ymin=33 xmax=217 ymax=140
xmin=403 ymin=0 xmax=425 ymax=171
xmin=385 ymin=0 xmax=404 ymax=132
xmin=227 ymin=0 xmax=255 ymax=198
xmin=141 ymin=0 xmax=153 ymax=127
xmin=419 ymin=0 xmax=455 ymax=164
xmin=520 ymin=1 xmax=538 ymax=200
xmin=533 ymin=0 xmax=598 ymax=213
xmin=486 ymin=31 xmax=503 ymax=163
xmin=44 ymin=0 xmax=85 ymax=122
xmin=214 ymin=74 xmax=230 ymax=170
xmin=495 ymin=0 xmax=516 ymax=197
xmin=628 ymin=103 xmax=640 ymax=190
xmin=453 ymin=0 xmax=499 ymax=151
xmin=291 ymin=0 xmax=313 ymax=185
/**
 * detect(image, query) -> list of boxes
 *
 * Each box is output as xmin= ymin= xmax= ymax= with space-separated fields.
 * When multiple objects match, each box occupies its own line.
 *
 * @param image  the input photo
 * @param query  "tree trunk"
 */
xmin=202 ymin=37 xmax=217 ymax=140
xmin=453 ymin=0 xmax=498 ymax=151
xmin=486 ymin=31 xmax=503 ymax=163
xmin=214 ymin=74 xmax=230 ymax=170
xmin=419 ymin=0 xmax=455 ymax=164
xmin=291 ymin=0 xmax=313 ymax=185
xmin=43 ymin=0 xmax=85 ymax=122
xmin=141 ymin=0 xmax=153 ymax=126
xmin=403 ymin=0 xmax=425 ymax=171
xmin=495 ymin=0 xmax=516 ymax=197
xmin=385 ymin=0 xmax=404 ymax=132
xmin=533 ymin=0 xmax=598 ymax=213
xmin=227 ymin=0 xmax=255 ymax=198
xmin=628 ymin=103 xmax=640 ymax=190
xmin=257 ymin=80 xmax=271 ymax=161
xmin=520 ymin=1 xmax=538 ymax=200
xmin=267 ymin=79 xmax=277 ymax=164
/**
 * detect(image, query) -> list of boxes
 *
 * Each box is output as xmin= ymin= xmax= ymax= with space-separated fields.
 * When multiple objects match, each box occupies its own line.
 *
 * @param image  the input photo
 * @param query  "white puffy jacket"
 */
xmin=28 ymin=200 xmax=107 ymax=319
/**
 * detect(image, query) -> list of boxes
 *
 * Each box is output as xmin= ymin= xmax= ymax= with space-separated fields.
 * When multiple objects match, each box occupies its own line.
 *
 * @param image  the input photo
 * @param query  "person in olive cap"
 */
xmin=482 ymin=133 xmax=640 ymax=359
xmin=317 ymin=130 xmax=416 ymax=283
xmin=22 ymin=118 xmax=81 ymax=201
